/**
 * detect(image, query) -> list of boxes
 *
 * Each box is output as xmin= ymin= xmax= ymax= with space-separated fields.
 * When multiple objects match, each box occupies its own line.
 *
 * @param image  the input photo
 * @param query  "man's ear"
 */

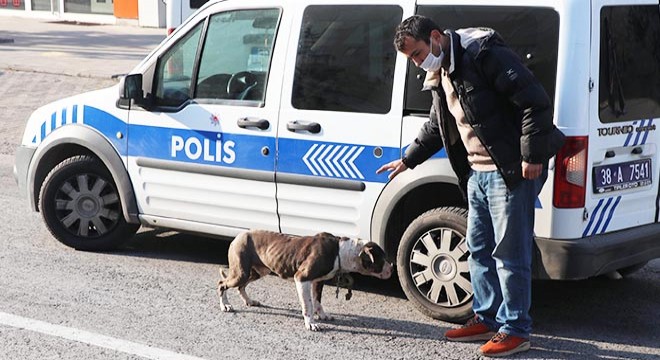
xmin=430 ymin=29 xmax=443 ymax=41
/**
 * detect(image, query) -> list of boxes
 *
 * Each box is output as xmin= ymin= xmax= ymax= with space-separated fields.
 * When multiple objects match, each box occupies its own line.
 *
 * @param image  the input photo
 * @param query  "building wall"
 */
xmin=0 ymin=0 xmax=165 ymax=28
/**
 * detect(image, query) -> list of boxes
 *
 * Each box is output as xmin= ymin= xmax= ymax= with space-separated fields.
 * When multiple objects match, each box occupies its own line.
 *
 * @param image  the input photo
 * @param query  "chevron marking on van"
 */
xmin=624 ymin=118 xmax=655 ymax=147
xmin=582 ymin=196 xmax=622 ymax=237
xmin=640 ymin=118 xmax=654 ymax=145
xmin=302 ymin=144 xmax=365 ymax=179
xmin=631 ymin=119 xmax=644 ymax=146
xmin=32 ymin=104 xmax=80 ymax=144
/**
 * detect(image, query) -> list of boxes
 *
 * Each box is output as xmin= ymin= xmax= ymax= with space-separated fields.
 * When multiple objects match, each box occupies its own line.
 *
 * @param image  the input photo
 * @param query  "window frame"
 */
xmin=290 ymin=4 xmax=403 ymax=114
xmin=193 ymin=8 xmax=282 ymax=107
xmin=151 ymin=7 xmax=283 ymax=112
xmin=405 ymin=5 xmax=560 ymax=116
xmin=151 ymin=18 xmax=208 ymax=112
xmin=597 ymin=4 xmax=660 ymax=123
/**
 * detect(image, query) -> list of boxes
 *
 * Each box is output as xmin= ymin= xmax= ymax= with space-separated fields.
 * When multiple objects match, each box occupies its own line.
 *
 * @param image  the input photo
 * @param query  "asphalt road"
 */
xmin=1 ymin=70 xmax=659 ymax=360
xmin=0 ymin=18 xmax=659 ymax=360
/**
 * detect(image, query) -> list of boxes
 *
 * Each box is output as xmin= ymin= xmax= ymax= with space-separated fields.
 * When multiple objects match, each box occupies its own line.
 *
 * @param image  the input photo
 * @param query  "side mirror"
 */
xmin=119 ymin=74 xmax=149 ymax=108
xmin=121 ymin=74 xmax=143 ymax=100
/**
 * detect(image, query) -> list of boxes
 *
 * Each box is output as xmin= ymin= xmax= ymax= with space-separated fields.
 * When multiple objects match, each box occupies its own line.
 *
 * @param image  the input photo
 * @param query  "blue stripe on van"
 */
xmin=50 ymin=112 xmax=57 ymax=135
xmin=583 ymin=198 xmax=604 ymax=237
xmin=127 ymin=124 xmax=275 ymax=171
xmin=72 ymin=105 xmax=78 ymax=124
xmin=590 ymin=197 xmax=613 ymax=236
xmin=600 ymin=196 xmax=621 ymax=234
xmin=632 ymin=119 xmax=644 ymax=146
xmin=641 ymin=118 xmax=652 ymax=145
xmin=40 ymin=122 xmax=46 ymax=143
xmin=624 ymin=120 xmax=637 ymax=146
xmin=278 ymin=138 xmax=402 ymax=183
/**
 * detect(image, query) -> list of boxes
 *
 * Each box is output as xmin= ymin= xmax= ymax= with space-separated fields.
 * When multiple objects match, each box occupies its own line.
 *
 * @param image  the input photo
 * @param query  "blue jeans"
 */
xmin=466 ymin=169 xmax=546 ymax=338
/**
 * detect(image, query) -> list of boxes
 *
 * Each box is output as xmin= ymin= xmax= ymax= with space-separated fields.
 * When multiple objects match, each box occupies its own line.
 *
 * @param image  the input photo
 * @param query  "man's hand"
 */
xmin=376 ymin=159 xmax=409 ymax=180
xmin=522 ymin=161 xmax=543 ymax=179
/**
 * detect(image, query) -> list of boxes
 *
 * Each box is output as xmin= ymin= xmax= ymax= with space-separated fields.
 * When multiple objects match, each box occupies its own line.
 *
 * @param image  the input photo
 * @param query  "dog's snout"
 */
xmin=380 ymin=262 xmax=393 ymax=279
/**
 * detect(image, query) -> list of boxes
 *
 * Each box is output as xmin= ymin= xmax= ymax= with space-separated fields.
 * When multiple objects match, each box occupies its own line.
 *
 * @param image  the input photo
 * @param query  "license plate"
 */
xmin=593 ymin=158 xmax=652 ymax=193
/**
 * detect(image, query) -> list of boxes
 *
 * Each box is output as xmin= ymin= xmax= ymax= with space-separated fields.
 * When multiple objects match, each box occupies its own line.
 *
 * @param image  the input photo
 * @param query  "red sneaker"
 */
xmin=479 ymin=332 xmax=531 ymax=357
xmin=444 ymin=316 xmax=496 ymax=342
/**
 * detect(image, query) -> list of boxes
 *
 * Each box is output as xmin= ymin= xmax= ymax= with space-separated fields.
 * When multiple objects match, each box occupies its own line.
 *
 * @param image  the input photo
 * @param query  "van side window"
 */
xmin=153 ymin=22 xmax=203 ymax=108
xmin=195 ymin=9 xmax=280 ymax=103
xmin=406 ymin=6 xmax=560 ymax=115
xmin=598 ymin=5 xmax=660 ymax=123
xmin=292 ymin=5 xmax=402 ymax=114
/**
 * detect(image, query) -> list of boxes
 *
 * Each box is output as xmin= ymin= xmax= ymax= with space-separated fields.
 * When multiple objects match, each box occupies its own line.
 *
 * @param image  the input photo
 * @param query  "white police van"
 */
xmin=14 ymin=0 xmax=660 ymax=322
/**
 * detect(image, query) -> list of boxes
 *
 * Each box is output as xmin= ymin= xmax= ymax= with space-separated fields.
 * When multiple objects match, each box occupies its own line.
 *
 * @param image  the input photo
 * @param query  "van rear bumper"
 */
xmin=533 ymin=222 xmax=660 ymax=280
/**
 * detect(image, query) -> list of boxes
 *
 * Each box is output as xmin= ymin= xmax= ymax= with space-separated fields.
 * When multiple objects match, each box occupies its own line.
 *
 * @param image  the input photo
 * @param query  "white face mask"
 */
xmin=419 ymin=36 xmax=444 ymax=72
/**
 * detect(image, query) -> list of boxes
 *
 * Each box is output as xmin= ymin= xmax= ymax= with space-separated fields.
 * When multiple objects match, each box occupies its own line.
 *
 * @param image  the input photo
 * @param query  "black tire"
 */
xmin=397 ymin=207 xmax=473 ymax=323
xmin=39 ymin=155 xmax=139 ymax=251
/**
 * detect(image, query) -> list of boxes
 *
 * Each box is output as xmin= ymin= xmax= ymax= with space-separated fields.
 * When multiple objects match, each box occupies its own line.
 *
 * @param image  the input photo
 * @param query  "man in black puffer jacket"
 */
xmin=377 ymin=15 xmax=564 ymax=358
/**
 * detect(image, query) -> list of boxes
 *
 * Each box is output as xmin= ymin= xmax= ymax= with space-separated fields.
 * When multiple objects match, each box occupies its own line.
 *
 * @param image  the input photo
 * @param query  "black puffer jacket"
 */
xmin=403 ymin=29 xmax=565 ymax=194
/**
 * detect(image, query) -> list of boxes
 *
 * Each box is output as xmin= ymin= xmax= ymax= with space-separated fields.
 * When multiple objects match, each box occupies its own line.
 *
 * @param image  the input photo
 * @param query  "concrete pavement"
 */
xmin=0 ymin=16 xmax=166 ymax=78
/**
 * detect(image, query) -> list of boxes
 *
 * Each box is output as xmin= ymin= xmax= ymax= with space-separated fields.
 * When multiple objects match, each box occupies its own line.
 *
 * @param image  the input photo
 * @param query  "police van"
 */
xmin=14 ymin=0 xmax=660 ymax=322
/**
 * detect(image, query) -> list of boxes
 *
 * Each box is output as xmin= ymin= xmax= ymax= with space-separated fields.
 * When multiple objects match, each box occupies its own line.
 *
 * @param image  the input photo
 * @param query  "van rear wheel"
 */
xmin=397 ymin=207 xmax=473 ymax=323
xmin=39 ymin=155 xmax=139 ymax=251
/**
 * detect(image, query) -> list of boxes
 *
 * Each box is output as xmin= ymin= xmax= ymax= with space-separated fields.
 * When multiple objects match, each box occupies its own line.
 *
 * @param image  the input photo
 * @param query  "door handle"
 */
xmin=237 ymin=117 xmax=269 ymax=130
xmin=286 ymin=121 xmax=321 ymax=134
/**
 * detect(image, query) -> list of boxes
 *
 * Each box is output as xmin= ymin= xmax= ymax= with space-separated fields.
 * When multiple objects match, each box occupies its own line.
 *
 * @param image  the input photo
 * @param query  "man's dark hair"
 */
xmin=393 ymin=15 xmax=443 ymax=52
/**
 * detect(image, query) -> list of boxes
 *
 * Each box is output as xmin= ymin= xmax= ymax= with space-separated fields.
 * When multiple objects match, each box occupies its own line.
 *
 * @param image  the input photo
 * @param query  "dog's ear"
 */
xmin=359 ymin=245 xmax=375 ymax=265
xmin=359 ymin=243 xmax=387 ymax=271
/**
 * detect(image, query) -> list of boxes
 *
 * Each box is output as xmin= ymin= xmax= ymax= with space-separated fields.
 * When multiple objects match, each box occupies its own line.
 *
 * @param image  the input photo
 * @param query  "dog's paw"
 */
xmin=245 ymin=299 xmax=262 ymax=307
xmin=315 ymin=309 xmax=333 ymax=321
xmin=317 ymin=313 xmax=334 ymax=321
xmin=220 ymin=304 xmax=234 ymax=312
xmin=305 ymin=322 xmax=321 ymax=331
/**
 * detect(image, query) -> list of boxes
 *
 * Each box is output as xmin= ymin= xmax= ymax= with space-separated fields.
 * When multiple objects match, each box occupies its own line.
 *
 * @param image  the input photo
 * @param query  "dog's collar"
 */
xmin=334 ymin=252 xmax=354 ymax=300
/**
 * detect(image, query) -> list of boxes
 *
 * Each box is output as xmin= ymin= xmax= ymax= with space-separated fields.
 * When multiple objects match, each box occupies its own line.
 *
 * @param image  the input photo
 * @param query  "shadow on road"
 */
xmin=531 ymin=275 xmax=660 ymax=356
xmin=236 ymin=305 xmax=444 ymax=340
xmin=119 ymin=228 xmax=231 ymax=264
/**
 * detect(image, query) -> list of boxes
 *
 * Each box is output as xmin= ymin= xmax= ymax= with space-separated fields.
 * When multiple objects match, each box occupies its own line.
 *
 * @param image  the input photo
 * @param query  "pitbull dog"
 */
xmin=217 ymin=230 xmax=393 ymax=331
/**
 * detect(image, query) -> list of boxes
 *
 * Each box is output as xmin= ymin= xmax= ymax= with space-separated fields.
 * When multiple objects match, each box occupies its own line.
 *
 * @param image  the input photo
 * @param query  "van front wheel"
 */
xmin=397 ymin=207 xmax=473 ymax=323
xmin=39 ymin=155 xmax=139 ymax=251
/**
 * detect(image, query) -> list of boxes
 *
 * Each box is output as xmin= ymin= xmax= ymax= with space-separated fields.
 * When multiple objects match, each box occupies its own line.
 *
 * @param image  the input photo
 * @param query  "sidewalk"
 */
xmin=0 ymin=16 xmax=166 ymax=78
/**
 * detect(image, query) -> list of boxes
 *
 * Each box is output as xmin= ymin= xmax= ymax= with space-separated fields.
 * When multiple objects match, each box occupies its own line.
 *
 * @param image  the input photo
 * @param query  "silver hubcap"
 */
xmin=55 ymin=174 xmax=120 ymax=238
xmin=409 ymin=227 xmax=473 ymax=307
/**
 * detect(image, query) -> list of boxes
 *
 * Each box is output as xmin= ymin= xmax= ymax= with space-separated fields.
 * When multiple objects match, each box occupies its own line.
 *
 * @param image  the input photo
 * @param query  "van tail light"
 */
xmin=553 ymin=136 xmax=588 ymax=208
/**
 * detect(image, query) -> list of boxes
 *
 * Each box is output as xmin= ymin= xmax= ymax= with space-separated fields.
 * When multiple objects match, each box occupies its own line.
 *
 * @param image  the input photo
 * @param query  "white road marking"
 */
xmin=0 ymin=311 xmax=208 ymax=360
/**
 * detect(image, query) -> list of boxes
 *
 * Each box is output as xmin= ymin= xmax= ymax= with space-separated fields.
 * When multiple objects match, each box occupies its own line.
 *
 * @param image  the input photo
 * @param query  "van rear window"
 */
xmin=598 ymin=5 xmax=660 ymax=123
xmin=406 ymin=6 xmax=559 ymax=115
